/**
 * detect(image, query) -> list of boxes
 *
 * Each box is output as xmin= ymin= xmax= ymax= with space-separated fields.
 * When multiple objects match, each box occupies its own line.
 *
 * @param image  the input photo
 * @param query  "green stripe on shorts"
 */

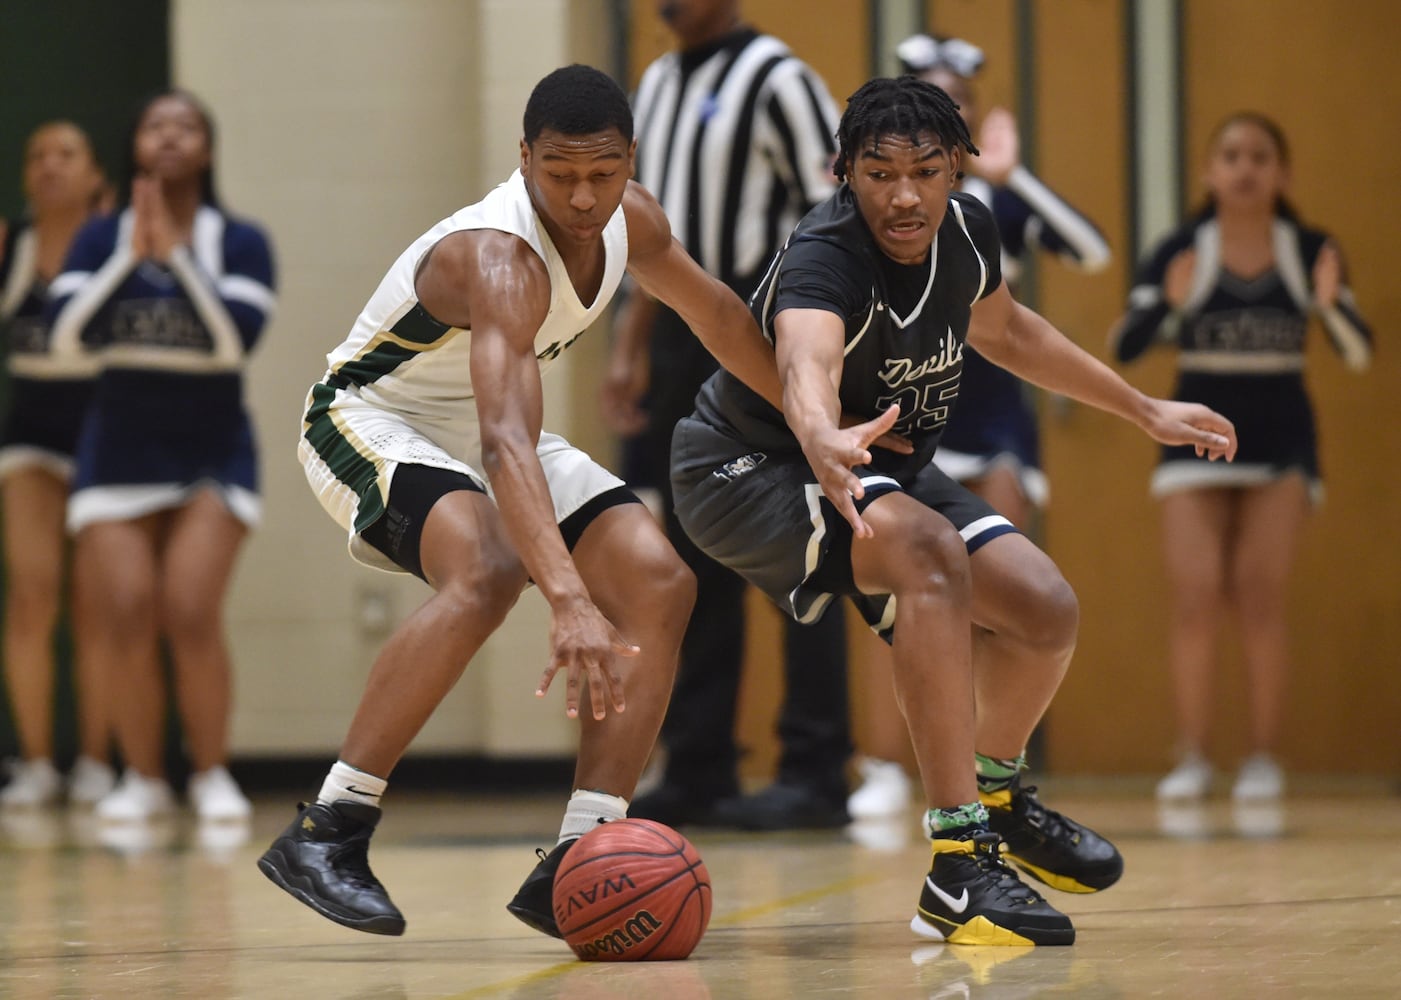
xmin=304 ymin=382 xmax=386 ymax=532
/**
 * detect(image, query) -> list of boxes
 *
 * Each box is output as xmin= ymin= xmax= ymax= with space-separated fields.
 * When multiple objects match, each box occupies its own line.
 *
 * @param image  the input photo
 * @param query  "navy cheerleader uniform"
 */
xmin=1111 ymin=213 xmax=1371 ymax=501
xmin=46 ymin=206 xmax=275 ymax=530
xmin=0 ymin=221 xmax=97 ymax=479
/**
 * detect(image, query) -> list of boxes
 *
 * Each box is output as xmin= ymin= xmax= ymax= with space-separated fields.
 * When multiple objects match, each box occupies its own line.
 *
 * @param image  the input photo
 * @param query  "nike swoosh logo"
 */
xmin=926 ymin=876 xmax=969 ymax=914
xmin=345 ymin=785 xmax=381 ymax=798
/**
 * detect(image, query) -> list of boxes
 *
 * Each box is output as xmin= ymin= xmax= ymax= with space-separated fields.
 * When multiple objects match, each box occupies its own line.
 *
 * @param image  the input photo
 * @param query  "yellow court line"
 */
xmin=441 ymin=959 xmax=580 ymax=1000
xmin=709 ymin=874 xmax=884 ymax=927
xmin=439 ymin=873 xmax=887 ymax=999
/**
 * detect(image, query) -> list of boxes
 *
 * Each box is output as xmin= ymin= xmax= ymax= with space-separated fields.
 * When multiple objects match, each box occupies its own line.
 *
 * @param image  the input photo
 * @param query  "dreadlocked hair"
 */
xmin=835 ymin=76 xmax=978 ymax=182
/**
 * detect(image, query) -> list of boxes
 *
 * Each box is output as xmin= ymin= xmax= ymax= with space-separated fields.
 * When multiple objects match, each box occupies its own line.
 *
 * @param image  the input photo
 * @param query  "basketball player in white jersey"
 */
xmin=257 ymin=65 xmax=792 ymax=940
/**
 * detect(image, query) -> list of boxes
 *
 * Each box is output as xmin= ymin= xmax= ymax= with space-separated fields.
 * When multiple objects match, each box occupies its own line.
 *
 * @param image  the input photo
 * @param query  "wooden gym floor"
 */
xmin=1 ymin=778 xmax=1399 ymax=998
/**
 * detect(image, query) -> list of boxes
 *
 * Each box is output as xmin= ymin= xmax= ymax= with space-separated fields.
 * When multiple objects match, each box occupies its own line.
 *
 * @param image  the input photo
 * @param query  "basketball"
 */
xmin=552 ymin=818 xmax=712 ymax=961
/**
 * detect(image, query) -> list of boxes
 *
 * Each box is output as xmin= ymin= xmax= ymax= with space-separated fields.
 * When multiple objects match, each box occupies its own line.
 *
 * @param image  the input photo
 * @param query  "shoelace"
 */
xmin=1017 ymin=786 xmax=1078 ymax=844
xmin=328 ymin=827 xmax=385 ymax=891
xmin=968 ymin=835 xmax=1044 ymax=906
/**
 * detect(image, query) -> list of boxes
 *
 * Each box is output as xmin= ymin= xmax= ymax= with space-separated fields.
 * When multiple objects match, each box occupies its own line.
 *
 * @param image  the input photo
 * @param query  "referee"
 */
xmin=602 ymin=0 xmax=848 ymax=831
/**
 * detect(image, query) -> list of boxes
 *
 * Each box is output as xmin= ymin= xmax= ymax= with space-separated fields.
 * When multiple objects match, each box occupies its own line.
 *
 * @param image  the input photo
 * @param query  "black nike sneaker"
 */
xmin=912 ymin=831 xmax=1075 ymax=946
xmin=982 ymin=776 xmax=1124 ymax=893
xmin=257 ymin=800 xmax=405 ymax=936
xmin=505 ymin=838 xmax=578 ymax=938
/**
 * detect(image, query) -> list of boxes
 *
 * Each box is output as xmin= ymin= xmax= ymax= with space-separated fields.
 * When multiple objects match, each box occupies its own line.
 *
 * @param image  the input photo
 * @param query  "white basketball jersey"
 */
xmin=321 ymin=169 xmax=628 ymax=436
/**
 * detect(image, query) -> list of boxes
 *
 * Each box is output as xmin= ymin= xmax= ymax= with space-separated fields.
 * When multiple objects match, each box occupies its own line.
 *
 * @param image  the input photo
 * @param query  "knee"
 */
xmin=1019 ymin=568 xmax=1080 ymax=655
xmin=97 ymin=593 xmax=159 ymax=651
xmin=592 ymin=534 xmax=696 ymax=644
xmin=162 ymin=588 xmax=221 ymax=649
xmin=442 ymin=554 xmax=527 ymax=632
xmin=81 ymin=564 xmax=154 ymax=635
xmin=634 ymin=540 xmax=697 ymax=621
xmin=1169 ymin=563 xmax=1226 ymax=621
xmin=1227 ymin=569 xmax=1286 ymax=623
xmin=900 ymin=519 xmax=972 ymax=607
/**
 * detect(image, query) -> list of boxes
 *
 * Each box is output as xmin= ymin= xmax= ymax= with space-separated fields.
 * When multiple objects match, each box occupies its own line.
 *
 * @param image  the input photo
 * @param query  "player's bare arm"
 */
xmin=773 ymin=307 xmax=900 ymax=539
xmin=967 ymin=279 xmax=1237 ymax=462
xmin=417 ymin=230 xmax=635 ymax=721
xmin=622 ymin=182 xmax=786 ymax=411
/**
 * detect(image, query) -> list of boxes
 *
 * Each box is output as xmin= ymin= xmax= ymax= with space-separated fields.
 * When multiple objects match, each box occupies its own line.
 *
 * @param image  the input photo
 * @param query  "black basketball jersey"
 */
xmin=693 ymin=186 xmax=1003 ymax=485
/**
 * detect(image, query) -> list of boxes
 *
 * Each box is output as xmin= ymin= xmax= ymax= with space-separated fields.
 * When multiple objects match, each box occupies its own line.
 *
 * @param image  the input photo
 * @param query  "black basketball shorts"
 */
xmin=671 ymin=414 xmax=1018 ymax=639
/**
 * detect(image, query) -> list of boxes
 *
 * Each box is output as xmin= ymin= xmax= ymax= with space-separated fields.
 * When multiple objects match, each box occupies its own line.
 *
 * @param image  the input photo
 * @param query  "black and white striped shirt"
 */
xmin=632 ymin=28 xmax=840 ymax=294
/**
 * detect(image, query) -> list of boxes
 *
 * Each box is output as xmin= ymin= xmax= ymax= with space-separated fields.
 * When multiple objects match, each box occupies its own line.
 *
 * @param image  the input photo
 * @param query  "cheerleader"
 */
xmin=0 ymin=122 xmax=114 ymax=808
xmin=1110 ymin=112 xmax=1371 ymax=801
xmin=49 ymin=91 xmax=276 ymax=821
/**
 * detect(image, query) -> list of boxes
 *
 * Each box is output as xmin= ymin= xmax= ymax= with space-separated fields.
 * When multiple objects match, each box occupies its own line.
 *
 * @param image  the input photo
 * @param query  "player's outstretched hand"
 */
xmin=536 ymin=600 xmax=639 ymax=721
xmin=1141 ymin=399 xmax=1237 ymax=462
xmin=803 ymin=404 xmax=901 ymax=539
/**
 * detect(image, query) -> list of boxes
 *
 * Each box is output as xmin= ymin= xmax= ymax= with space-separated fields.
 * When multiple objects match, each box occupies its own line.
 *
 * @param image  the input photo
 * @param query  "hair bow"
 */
xmin=895 ymin=34 xmax=985 ymax=78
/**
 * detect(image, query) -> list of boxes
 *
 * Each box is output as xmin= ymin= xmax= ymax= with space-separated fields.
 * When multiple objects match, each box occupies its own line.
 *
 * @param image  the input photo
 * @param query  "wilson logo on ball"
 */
xmin=572 ymin=909 xmax=663 ymax=958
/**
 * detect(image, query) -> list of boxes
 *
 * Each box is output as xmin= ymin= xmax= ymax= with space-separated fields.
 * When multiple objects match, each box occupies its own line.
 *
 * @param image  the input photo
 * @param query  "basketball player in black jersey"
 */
xmin=671 ymin=77 xmax=1238 ymax=945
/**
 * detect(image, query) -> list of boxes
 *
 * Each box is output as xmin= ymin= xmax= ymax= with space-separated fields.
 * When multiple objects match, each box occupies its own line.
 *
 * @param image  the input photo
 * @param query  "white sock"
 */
xmin=317 ymin=760 xmax=387 ymax=810
xmin=558 ymin=788 xmax=628 ymax=845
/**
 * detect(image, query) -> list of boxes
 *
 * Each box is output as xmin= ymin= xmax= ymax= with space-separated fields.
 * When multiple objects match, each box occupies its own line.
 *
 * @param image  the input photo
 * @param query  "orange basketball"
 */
xmin=552 ymin=818 xmax=712 ymax=961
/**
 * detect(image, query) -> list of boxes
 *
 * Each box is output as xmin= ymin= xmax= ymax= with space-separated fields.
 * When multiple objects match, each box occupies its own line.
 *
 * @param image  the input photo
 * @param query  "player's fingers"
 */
xmin=830 ymin=488 xmax=872 ymax=540
xmin=1191 ymin=427 xmax=1230 ymax=452
xmin=837 ymin=465 xmax=867 ymax=501
xmin=1192 ymin=429 xmax=1234 ymax=462
xmin=859 ymin=404 xmax=900 ymax=446
xmin=607 ymin=662 xmax=627 ymax=713
xmin=535 ymin=662 xmax=560 ymax=697
xmin=585 ymin=659 xmax=611 ymax=721
xmin=564 ymin=663 xmax=582 ymax=719
xmin=1197 ymin=414 xmax=1237 ymax=460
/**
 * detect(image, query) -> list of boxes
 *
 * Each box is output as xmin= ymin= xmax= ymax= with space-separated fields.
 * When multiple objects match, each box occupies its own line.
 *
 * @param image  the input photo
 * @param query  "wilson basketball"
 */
xmin=552 ymin=818 xmax=712 ymax=961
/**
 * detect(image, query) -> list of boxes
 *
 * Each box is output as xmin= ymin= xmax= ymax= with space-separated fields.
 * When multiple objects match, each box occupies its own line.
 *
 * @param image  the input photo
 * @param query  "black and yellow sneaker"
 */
xmin=982 ymin=776 xmax=1124 ymax=893
xmin=911 ymin=831 xmax=1075 ymax=946
xmin=505 ymin=838 xmax=578 ymax=938
xmin=257 ymin=800 xmax=405 ymax=936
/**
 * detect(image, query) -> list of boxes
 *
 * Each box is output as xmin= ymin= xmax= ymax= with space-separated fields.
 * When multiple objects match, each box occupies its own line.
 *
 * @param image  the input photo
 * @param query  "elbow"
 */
xmin=477 ymin=430 xmax=510 ymax=479
xmin=479 ymin=423 xmax=535 ymax=479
